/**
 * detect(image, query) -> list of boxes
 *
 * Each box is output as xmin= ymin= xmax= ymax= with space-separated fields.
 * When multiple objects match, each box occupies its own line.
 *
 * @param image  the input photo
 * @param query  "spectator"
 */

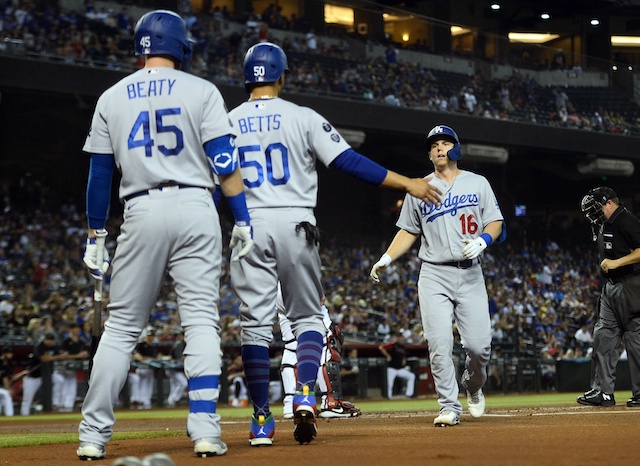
xmin=463 ymin=87 xmax=477 ymax=114
xmin=0 ymin=346 xmax=15 ymax=416
xmin=52 ymin=323 xmax=89 ymax=412
xmin=165 ymin=330 xmax=188 ymax=408
xmin=130 ymin=332 xmax=158 ymax=410
xmin=378 ymin=331 xmax=415 ymax=399
xmin=21 ymin=333 xmax=65 ymax=415
xmin=305 ymin=28 xmax=317 ymax=52
xmin=226 ymin=353 xmax=248 ymax=407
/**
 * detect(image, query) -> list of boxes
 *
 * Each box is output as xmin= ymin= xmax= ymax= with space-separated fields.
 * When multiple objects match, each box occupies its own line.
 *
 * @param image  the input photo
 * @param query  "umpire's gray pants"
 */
xmin=591 ymin=280 xmax=640 ymax=395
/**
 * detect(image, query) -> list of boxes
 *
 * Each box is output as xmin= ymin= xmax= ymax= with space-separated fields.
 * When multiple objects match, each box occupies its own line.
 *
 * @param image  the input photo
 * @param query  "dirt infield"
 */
xmin=2 ymin=404 xmax=640 ymax=465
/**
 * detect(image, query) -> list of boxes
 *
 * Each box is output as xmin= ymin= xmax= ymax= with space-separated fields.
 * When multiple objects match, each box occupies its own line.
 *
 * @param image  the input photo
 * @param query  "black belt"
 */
xmin=123 ymin=184 xmax=206 ymax=202
xmin=429 ymin=259 xmax=475 ymax=269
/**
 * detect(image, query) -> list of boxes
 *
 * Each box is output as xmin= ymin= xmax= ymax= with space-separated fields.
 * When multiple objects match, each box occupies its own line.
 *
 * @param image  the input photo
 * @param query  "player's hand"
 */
xmin=461 ymin=237 xmax=488 ymax=260
xmin=83 ymin=232 xmax=110 ymax=280
xmin=230 ymin=223 xmax=253 ymax=261
xmin=407 ymin=177 xmax=441 ymax=207
xmin=370 ymin=253 xmax=392 ymax=283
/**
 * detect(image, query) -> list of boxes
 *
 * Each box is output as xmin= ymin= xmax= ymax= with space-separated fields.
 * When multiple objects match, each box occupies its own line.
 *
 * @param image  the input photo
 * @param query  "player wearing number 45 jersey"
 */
xmin=228 ymin=42 xmax=441 ymax=446
xmin=77 ymin=10 xmax=252 ymax=461
xmin=371 ymin=124 xmax=505 ymax=427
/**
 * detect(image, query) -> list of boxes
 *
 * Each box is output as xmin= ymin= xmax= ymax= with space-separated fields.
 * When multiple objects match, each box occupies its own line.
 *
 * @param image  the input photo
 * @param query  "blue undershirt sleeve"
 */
xmin=329 ymin=149 xmax=388 ymax=185
xmin=86 ymin=153 xmax=115 ymax=229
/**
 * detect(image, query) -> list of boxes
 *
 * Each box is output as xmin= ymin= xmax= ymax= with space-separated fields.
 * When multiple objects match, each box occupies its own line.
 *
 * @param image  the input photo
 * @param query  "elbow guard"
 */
xmin=204 ymin=135 xmax=239 ymax=176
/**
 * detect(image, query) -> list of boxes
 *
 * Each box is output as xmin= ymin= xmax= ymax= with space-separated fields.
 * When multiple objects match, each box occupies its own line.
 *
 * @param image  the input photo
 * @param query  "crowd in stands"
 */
xmin=1 ymin=1 xmax=639 ymax=136
xmin=0 ymin=189 xmax=607 ymax=387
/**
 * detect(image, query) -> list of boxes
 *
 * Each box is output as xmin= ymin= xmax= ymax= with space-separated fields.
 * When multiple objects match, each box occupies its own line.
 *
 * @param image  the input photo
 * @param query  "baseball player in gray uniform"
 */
xmin=371 ymin=124 xmax=505 ymax=427
xmin=228 ymin=42 xmax=440 ymax=446
xmin=77 ymin=10 xmax=252 ymax=460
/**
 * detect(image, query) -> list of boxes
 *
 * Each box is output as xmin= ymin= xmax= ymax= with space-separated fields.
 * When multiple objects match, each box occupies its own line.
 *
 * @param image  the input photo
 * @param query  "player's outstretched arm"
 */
xmin=381 ymin=171 xmax=441 ymax=206
xmin=329 ymin=149 xmax=441 ymax=206
xmin=370 ymin=230 xmax=418 ymax=282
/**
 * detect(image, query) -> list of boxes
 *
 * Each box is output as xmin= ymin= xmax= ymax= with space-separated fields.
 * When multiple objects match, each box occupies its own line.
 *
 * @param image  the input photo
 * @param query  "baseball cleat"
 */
xmin=77 ymin=442 xmax=106 ymax=461
xmin=193 ymin=437 xmax=228 ymax=457
xmin=293 ymin=385 xmax=318 ymax=444
xmin=627 ymin=394 xmax=640 ymax=407
xmin=577 ymin=389 xmax=615 ymax=407
xmin=249 ymin=414 xmax=275 ymax=446
xmin=318 ymin=400 xmax=362 ymax=418
xmin=467 ymin=389 xmax=485 ymax=418
xmin=434 ymin=410 xmax=460 ymax=427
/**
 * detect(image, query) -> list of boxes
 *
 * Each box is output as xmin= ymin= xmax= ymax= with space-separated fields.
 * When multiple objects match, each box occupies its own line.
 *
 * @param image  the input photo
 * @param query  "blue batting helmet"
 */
xmin=426 ymin=125 xmax=462 ymax=161
xmin=243 ymin=42 xmax=289 ymax=91
xmin=134 ymin=10 xmax=192 ymax=70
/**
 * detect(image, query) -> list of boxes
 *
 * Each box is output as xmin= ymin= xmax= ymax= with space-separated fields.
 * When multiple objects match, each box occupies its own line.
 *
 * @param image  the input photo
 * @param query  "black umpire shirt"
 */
xmin=598 ymin=205 xmax=640 ymax=280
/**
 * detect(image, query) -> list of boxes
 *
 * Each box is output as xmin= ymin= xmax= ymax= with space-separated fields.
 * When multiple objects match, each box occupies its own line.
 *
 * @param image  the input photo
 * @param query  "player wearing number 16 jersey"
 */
xmin=228 ymin=42 xmax=441 ymax=446
xmin=77 ymin=10 xmax=251 ymax=460
xmin=371 ymin=124 xmax=505 ymax=427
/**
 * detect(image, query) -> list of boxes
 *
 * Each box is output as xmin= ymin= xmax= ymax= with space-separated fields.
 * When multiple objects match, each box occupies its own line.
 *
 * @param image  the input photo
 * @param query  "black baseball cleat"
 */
xmin=627 ymin=394 xmax=640 ymax=407
xmin=577 ymin=388 xmax=616 ymax=407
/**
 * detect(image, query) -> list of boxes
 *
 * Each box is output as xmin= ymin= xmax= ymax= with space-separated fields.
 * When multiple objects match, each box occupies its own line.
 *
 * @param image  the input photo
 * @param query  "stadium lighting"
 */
xmin=611 ymin=36 xmax=640 ymax=47
xmin=590 ymin=18 xmax=600 ymax=27
xmin=508 ymin=32 xmax=560 ymax=44
xmin=490 ymin=3 xmax=501 ymax=11
xmin=540 ymin=13 xmax=551 ymax=20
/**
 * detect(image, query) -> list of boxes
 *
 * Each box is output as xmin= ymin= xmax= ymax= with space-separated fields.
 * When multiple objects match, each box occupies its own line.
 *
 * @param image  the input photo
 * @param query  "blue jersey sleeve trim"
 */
xmin=212 ymin=183 xmax=221 ymax=209
xmin=329 ymin=149 xmax=387 ymax=185
xmin=204 ymin=135 xmax=238 ymax=176
xmin=86 ymin=154 xmax=114 ymax=229
xmin=226 ymin=191 xmax=251 ymax=225
xmin=496 ymin=221 xmax=507 ymax=244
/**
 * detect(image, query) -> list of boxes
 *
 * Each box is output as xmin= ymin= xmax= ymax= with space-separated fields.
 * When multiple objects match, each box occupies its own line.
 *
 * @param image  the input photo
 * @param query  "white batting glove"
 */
xmin=230 ymin=224 xmax=253 ymax=261
xmin=461 ymin=237 xmax=488 ymax=260
xmin=370 ymin=253 xmax=392 ymax=283
xmin=83 ymin=235 xmax=110 ymax=280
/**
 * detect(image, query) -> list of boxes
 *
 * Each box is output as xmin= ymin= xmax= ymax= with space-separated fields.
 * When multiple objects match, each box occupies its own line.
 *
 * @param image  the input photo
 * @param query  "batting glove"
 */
xmin=83 ymin=234 xmax=110 ymax=280
xmin=370 ymin=253 xmax=392 ymax=283
xmin=230 ymin=223 xmax=253 ymax=261
xmin=461 ymin=236 xmax=489 ymax=260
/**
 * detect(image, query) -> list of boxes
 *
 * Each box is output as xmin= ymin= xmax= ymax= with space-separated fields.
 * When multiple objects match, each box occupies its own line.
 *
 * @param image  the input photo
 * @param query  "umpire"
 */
xmin=577 ymin=186 xmax=640 ymax=408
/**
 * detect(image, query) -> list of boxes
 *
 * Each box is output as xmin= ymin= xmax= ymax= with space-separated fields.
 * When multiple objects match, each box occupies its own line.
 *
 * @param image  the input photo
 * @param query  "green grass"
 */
xmin=0 ymin=391 xmax=633 ymax=449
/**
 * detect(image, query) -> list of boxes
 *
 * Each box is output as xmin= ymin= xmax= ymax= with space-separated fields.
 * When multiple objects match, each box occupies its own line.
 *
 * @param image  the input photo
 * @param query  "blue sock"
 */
xmin=296 ymin=330 xmax=323 ymax=391
xmin=241 ymin=345 xmax=271 ymax=417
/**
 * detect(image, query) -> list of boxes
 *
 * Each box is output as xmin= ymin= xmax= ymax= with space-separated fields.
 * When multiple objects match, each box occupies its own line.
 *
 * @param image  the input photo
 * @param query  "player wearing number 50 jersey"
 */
xmin=228 ymin=42 xmax=441 ymax=447
xmin=77 ymin=10 xmax=251 ymax=461
xmin=371 ymin=124 xmax=505 ymax=428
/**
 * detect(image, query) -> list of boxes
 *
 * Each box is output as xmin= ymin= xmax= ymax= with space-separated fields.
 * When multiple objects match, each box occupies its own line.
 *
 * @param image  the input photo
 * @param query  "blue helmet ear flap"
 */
xmin=447 ymin=144 xmax=462 ymax=161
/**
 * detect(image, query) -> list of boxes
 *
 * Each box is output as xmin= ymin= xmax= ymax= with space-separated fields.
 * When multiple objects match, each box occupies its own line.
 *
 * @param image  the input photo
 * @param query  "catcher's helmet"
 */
xmin=580 ymin=186 xmax=617 ymax=226
xmin=243 ymin=42 xmax=289 ymax=91
xmin=134 ymin=10 xmax=192 ymax=70
xmin=426 ymin=125 xmax=462 ymax=161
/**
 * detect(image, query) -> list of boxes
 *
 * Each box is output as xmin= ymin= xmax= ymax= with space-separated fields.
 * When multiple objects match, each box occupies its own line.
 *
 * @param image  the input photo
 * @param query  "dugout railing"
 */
xmin=2 ymin=344 xmax=634 ymax=415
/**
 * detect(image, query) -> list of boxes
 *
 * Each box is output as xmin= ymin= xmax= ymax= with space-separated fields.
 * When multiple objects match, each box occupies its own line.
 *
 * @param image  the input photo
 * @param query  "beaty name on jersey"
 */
xmin=236 ymin=115 xmax=282 ymax=133
xmin=421 ymin=191 xmax=480 ymax=221
xmin=126 ymin=79 xmax=177 ymax=99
